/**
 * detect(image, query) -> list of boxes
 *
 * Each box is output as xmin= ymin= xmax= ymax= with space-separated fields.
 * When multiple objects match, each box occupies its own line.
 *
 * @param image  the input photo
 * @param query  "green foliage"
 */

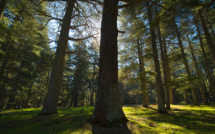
xmin=0 ymin=0 xmax=52 ymax=109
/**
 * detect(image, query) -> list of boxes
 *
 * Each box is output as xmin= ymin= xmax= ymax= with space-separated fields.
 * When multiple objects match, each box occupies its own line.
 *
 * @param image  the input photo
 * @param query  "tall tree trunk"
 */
xmin=156 ymin=18 xmax=170 ymax=109
xmin=90 ymin=52 xmax=96 ymax=106
xmin=92 ymin=0 xmax=127 ymax=124
xmin=198 ymin=11 xmax=215 ymax=65
xmin=146 ymin=1 xmax=166 ymax=113
xmin=73 ymin=88 xmax=79 ymax=107
xmin=155 ymin=2 xmax=171 ymax=109
xmin=90 ymin=81 xmax=94 ymax=106
xmin=159 ymin=36 xmax=170 ymax=109
xmin=174 ymin=18 xmax=199 ymax=105
xmin=187 ymin=34 xmax=208 ymax=104
xmin=0 ymin=0 xmax=7 ymax=20
xmin=137 ymin=39 xmax=148 ymax=107
xmin=163 ymin=38 xmax=174 ymax=104
xmin=40 ymin=0 xmax=75 ymax=115
xmin=193 ymin=14 xmax=215 ymax=100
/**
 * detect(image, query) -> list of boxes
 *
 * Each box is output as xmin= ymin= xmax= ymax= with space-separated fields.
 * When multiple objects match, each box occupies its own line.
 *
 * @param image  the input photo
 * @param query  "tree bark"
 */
xmin=187 ymin=34 xmax=208 ymax=104
xmin=174 ymin=18 xmax=199 ymax=105
xmin=92 ymin=0 xmax=127 ymax=124
xmin=40 ymin=0 xmax=75 ymax=114
xmin=156 ymin=16 xmax=170 ymax=109
xmin=90 ymin=51 xmax=96 ymax=106
xmin=0 ymin=0 xmax=7 ymax=20
xmin=146 ymin=1 xmax=166 ymax=113
xmin=155 ymin=1 xmax=171 ymax=108
xmin=163 ymin=38 xmax=174 ymax=104
xmin=137 ymin=39 xmax=148 ymax=107
xmin=159 ymin=36 xmax=170 ymax=109
xmin=120 ymin=82 xmax=125 ymax=105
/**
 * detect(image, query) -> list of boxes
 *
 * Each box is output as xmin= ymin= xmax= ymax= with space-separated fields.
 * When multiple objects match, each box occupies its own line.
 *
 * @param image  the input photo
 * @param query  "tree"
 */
xmin=192 ymin=13 xmax=215 ymax=100
xmin=146 ymin=1 xmax=166 ymax=113
xmin=40 ymin=0 xmax=75 ymax=114
xmin=70 ymin=41 xmax=90 ymax=107
xmin=119 ymin=3 xmax=149 ymax=107
xmin=173 ymin=18 xmax=199 ymax=105
xmin=137 ymin=39 xmax=149 ymax=107
xmin=0 ymin=0 xmax=51 ymax=109
xmin=155 ymin=5 xmax=170 ymax=109
xmin=88 ymin=42 xmax=99 ymax=106
xmin=187 ymin=34 xmax=208 ymax=104
xmin=92 ymin=0 xmax=128 ymax=124
xmin=163 ymin=38 xmax=174 ymax=104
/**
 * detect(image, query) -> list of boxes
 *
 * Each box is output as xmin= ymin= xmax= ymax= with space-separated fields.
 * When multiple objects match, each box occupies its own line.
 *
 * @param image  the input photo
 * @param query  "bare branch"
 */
xmin=68 ymin=35 xmax=94 ymax=41
xmin=38 ymin=0 xmax=66 ymax=5
xmin=32 ymin=8 xmax=63 ymax=21
xmin=120 ymin=0 xmax=133 ymax=3
xmin=78 ymin=0 xmax=103 ymax=5
xmin=118 ymin=30 xmax=125 ymax=33
xmin=70 ymin=24 xmax=87 ymax=29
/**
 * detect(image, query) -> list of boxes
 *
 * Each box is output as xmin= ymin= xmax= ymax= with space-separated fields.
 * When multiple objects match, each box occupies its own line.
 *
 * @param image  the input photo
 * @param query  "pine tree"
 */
xmin=40 ymin=0 xmax=75 ymax=114
xmin=146 ymin=1 xmax=166 ymax=113
xmin=92 ymin=0 xmax=128 ymax=124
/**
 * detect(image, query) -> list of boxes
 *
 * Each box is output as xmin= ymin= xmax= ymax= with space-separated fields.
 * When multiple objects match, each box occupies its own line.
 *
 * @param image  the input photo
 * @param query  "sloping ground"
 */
xmin=0 ymin=104 xmax=214 ymax=134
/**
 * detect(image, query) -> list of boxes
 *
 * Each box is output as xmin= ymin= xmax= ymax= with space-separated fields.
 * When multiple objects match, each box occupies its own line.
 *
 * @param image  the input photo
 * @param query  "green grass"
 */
xmin=0 ymin=105 xmax=215 ymax=134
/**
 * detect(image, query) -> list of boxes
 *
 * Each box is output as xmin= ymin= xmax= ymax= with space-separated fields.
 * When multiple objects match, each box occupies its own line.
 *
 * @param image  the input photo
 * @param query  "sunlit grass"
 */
xmin=0 ymin=104 xmax=214 ymax=134
xmin=123 ymin=104 xmax=215 ymax=134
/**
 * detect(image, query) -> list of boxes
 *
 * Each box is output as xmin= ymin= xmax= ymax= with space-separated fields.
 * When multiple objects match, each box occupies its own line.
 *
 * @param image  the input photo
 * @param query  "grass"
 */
xmin=0 ymin=104 xmax=215 ymax=134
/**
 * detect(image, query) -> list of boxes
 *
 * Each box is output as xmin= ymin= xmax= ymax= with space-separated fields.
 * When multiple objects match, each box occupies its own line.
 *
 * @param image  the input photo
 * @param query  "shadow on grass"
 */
xmin=146 ymin=106 xmax=158 ymax=111
xmin=0 ymin=107 xmax=136 ymax=134
xmin=1 ymin=105 xmax=214 ymax=134
xmin=91 ymin=122 xmax=131 ymax=134
xmin=127 ymin=105 xmax=215 ymax=134
xmin=0 ymin=106 xmax=160 ymax=134
xmin=0 ymin=107 xmax=94 ymax=134
xmin=149 ymin=112 xmax=215 ymax=133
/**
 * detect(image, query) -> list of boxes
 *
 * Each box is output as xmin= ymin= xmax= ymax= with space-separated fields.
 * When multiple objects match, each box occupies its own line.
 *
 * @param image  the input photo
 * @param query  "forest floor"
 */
xmin=0 ymin=104 xmax=215 ymax=134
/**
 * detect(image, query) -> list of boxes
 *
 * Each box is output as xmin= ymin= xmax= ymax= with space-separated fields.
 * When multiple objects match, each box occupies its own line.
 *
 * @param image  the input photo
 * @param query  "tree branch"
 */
xmin=68 ymin=35 xmax=94 ymax=41
xmin=33 ymin=8 xmax=63 ymax=21
xmin=70 ymin=24 xmax=87 ymax=29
